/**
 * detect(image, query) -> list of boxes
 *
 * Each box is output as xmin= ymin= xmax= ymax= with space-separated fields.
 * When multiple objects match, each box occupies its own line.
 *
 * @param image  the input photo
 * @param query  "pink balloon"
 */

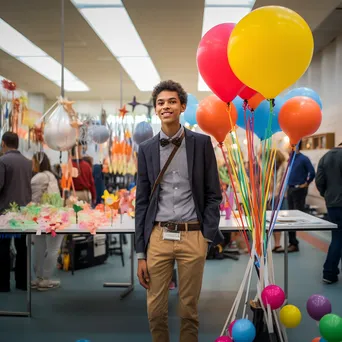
xmin=239 ymin=86 xmax=257 ymax=100
xmin=261 ymin=285 xmax=285 ymax=310
xmin=197 ymin=23 xmax=244 ymax=103
xmin=228 ymin=320 xmax=236 ymax=337
xmin=215 ymin=336 xmax=233 ymax=342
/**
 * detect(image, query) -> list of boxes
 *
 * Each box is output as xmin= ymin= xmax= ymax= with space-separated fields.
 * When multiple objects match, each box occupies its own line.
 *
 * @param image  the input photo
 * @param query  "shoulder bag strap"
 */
xmin=149 ymin=132 xmax=184 ymax=201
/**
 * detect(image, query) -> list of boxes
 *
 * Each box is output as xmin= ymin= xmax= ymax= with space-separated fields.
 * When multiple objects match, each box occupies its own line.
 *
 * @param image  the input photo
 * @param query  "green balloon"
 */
xmin=319 ymin=314 xmax=342 ymax=342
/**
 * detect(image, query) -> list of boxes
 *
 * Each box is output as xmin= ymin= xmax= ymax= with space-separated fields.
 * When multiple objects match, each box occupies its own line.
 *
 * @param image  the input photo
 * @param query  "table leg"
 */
xmin=284 ymin=232 xmax=288 ymax=301
xmin=0 ymin=234 xmax=32 ymax=317
xmin=27 ymin=234 xmax=32 ymax=317
xmin=103 ymin=233 xmax=134 ymax=299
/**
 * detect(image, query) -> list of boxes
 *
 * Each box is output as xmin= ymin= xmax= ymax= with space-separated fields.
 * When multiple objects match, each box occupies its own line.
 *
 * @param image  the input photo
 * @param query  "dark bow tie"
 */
xmin=160 ymin=137 xmax=182 ymax=147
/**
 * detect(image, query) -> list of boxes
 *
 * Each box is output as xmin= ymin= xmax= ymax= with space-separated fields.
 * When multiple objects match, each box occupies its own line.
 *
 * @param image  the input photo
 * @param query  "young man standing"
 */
xmin=0 ymin=132 xmax=32 ymax=292
xmin=135 ymin=80 xmax=223 ymax=342
xmin=316 ymin=143 xmax=342 ymax=284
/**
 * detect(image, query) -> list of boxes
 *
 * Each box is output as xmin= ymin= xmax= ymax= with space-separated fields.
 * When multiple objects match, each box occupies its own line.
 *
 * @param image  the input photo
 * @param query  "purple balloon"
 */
xmin=307 ymin=295 xmax=332 ymax=321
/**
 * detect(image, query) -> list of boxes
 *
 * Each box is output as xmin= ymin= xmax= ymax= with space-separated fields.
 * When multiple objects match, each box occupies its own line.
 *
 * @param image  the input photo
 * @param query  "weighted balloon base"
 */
xmin=220 ymin=242 xmax=288 ymax=342
xmin=250 ymin=300 xmax=282 ymax=342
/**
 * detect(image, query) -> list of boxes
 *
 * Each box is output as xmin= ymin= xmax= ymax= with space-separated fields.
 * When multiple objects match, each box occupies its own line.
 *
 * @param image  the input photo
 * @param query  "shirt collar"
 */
xmin=5 ymin=150 xmax=20 ymax=155
xmin=160 ymin=125 xmax=184 ymax=140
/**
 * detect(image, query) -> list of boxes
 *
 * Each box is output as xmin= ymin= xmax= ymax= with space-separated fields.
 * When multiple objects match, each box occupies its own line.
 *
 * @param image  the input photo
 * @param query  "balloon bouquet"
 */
xmin=196 ymin=6 xmax=323 ymax=341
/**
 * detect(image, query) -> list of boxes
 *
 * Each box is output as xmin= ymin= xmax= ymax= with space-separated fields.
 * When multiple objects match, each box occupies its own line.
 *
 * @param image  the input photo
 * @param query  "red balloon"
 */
xmin=279 ymin=96 xmax=322 ymax=146
xmin=196 ymin=95 xmax=237 ymax=143
xmin=197 ymin=23 xmax=244 ymax=103
xmin=239 ymin=86 xmax=257 ymax=100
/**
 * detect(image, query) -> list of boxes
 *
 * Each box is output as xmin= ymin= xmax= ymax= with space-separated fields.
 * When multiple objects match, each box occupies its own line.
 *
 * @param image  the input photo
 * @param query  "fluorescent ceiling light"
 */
xmin=198 ymin=75 xmax=211 ymax=92
xmin=0 ymin=18 xmax=89 ymax=92
xmin=118 ymin=57 xmax=160 ymax=91
xmin=18 ymin=57 xmax=76 ymax=82
xmin=198 ymin=1 xmax=255 ymax=91
xmin=71 ymin=1 xmax=160 ymax=91
xmin=202 ymin=7 xmax=252 ymax=36
xmin=72 ymin=0 xmax=122 ymax=5
xmin=0 ymin=19 xmax=46 ymax=57
xmin=80 ymin=8 xmax=147 ymax=57
xmin=56 ymin=79 xmax=90 ymax=92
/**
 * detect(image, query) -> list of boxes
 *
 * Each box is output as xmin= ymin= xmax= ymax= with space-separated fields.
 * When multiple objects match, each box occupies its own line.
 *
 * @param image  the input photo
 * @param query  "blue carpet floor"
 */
xmin=0 ymin=235 xmax=341 ymax=342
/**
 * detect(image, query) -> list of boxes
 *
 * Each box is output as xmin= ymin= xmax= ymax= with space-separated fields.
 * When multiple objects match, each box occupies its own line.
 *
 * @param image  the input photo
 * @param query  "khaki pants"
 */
xmin=147 ymin=225 xmax=207 ymax=342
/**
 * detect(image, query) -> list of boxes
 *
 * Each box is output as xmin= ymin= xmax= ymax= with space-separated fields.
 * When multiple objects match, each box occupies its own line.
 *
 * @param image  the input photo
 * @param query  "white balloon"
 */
xmin=91 ymin=125 xmax=110 ymax=144
xmin=44 ymin=105 xmax=77 ymax=151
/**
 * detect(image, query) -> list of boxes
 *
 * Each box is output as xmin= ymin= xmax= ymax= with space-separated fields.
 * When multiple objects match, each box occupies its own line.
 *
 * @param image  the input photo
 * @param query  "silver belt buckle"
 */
xmin=165 ymin=222 xmax=178 ymax=232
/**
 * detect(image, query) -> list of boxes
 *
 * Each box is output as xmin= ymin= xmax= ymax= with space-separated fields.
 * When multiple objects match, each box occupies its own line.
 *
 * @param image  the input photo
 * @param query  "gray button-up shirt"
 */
xmin=155 ymin=126 xmax=198 ymax=222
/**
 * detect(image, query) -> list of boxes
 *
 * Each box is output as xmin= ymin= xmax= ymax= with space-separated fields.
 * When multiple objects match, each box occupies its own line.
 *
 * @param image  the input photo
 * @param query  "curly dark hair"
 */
xmin=152 ymin=80 xmax=187 ymax=107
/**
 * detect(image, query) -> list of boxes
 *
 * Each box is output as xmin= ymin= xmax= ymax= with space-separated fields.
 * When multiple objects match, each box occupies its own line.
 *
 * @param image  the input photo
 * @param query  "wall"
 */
xmin=294 ymin=34 xmax=342 ymax=212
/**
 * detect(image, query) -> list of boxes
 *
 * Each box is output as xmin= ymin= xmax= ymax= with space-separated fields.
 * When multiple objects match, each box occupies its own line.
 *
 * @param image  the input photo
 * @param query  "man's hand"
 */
xmin=137 ymin=259 xmax=150 ymax=290
xmin=299 ymin=182 xmax=309 ymax=189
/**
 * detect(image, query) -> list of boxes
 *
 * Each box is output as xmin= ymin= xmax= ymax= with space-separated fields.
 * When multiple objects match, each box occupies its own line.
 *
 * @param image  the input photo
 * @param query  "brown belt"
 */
xmin=155 ymin=221 xmax=201 ymax=232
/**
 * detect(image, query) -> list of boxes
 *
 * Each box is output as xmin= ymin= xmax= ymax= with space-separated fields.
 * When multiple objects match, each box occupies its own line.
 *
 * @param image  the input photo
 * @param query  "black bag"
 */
xmin=59 ymin=234 xmax=108 ymax=271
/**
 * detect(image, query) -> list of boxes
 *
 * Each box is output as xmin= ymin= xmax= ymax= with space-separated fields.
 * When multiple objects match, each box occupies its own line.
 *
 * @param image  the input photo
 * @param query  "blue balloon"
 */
xmin=283 ymin=87 xmax=322 ymax=109
xmin=187 ymin=93 xmax=199 ymax=106
xmin=133 ymin=121 xmax=153 ymax=145
xmin=180 ymin=113 xmax=186 ymax=125
xmin=184 ymin=104 xmax=198 ymax=126
xmin=320 ymin=339 xmax=327 ymax=342
xmin=232 ymin=319 xmax=256 ymax=342
xmin=254 ymin=97 xmax=284 ymax=140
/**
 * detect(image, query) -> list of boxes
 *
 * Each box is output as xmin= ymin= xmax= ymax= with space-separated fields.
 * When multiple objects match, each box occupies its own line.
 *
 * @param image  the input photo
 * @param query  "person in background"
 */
xmin=31 ymin=152 xmax=64 ymax=290
xmin=83 ymin=155 xmax=93 ymax=170
xmin=287 ymin=141 xmax=315 ymax=252
xmin=69 ymin=145 xmax=96 ymax=206
xmin=272 ymin=149 xmax=287 ymax=253
xmin=93 ymin=164 xmax=105 ymax=205
xmin=0 ymin=132 xmax=32 ymax=292
xmin=83 ymin=155 xmax=105 ymax=206
xmin=316 ymin=143 xmax=342 ymax=284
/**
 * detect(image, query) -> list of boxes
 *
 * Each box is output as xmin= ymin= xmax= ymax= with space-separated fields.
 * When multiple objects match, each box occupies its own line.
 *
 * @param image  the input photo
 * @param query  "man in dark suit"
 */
xmin=0 ymin=132 xmax=32 ymax=292
xmin=135 ymin=80 xmax=223 ymax=342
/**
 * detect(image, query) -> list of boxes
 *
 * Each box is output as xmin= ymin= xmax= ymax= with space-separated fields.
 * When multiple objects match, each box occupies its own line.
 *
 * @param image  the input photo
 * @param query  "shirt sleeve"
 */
xmin=0 ymin=161 xmax=5 ymax=194
xmin=31 ymin=173 xmax=49 ymax=203
xmin=86 ymin=163 xmax=96 ymax=202
xmin=304 ymin=156 xmax=316 ymax=184
xmin=315 ymin=157 xmax=326 ymax=196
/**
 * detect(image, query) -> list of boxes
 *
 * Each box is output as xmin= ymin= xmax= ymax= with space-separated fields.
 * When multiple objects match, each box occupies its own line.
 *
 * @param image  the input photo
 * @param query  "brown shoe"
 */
xmin=272 ymin=246 xmax=284 ymax=253
xmin=288 ymin=245 xmax=299 ymax=253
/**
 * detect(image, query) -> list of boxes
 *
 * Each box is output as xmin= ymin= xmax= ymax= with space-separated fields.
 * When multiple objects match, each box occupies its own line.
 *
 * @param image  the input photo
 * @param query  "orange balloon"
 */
xmin=196 ymin=95 xmax=237 ymax=143
xmin=279 ymin=96 xmax=322 ymax=146
xmin=312 ymin=338 xmax=321 ymax=342
xmin=248 ymin=93 xmax=265 ymax=111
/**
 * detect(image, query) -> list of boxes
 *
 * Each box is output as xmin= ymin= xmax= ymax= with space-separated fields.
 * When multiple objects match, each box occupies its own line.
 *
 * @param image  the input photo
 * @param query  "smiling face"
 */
xmin=155 ymin=91 xmax=186 ymax=126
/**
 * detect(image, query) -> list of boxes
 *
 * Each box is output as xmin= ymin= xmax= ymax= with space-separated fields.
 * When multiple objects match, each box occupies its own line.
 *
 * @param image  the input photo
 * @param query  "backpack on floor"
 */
xmin=58 ymin=234 xmax=108 ymax=271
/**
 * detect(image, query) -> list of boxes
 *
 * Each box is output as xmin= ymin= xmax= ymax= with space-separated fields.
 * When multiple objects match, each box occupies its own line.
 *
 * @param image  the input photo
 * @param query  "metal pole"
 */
xmin=120 ymin=68 xmax=123 ymax=108
xmin=61 ymin=0 xmax=65 ymax=98
xmin=284 ymin=232 xmax=289 ymax=301
xmin=27 ymin=234 xmax=32 ymax=317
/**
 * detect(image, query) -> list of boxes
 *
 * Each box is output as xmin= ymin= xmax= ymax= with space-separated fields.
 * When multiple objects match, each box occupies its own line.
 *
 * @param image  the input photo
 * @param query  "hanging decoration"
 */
xmin=128 ymin=96 xmax=140 ymax=112
xmin=119 ymin=105 xmax=129 ymax=119
xmin=142 ymin=98 xmax=154 ymax=121
xmin=43 ymin=100 xmax=77 ymax=152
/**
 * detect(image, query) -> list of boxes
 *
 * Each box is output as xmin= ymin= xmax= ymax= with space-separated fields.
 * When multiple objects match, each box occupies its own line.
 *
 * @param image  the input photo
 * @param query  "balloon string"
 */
xmin=218 ymin=143 xmax=251 ymax=255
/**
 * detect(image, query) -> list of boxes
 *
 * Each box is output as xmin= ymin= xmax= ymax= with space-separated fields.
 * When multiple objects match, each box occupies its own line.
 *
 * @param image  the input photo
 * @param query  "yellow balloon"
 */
xmin=280 ymin=305 xmax=302 ymax=328
xmin=228 ymin=6 xmax=314 ymax=99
